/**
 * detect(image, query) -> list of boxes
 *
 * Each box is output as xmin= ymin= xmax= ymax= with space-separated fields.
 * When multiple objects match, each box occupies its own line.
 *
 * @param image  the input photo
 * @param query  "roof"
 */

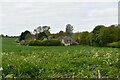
xmin=62 ymin=37 xmax=72 ymax=43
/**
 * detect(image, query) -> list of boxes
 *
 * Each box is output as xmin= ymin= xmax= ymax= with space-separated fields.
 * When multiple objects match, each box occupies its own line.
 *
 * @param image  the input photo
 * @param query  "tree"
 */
xmin=42 ymin=26 xmax=50 ymax=31
xmin=42 ymin=26 xmax=50 ymax=36
xmin=66 ymin=24 xmax=73 ymax=34
xmin=86 ymin=32 xmax=93 ymax=45
xmin=78 ymin=31 xmax=89 ymax=45
xmin=34 ymin=26 xmax=50 ymax=36
xmin=58 ymin=30 xmax=64 ymax=36
xmin=34 ymin=26 xmax=50 ymax=33
xmin=19 ymin=30 xmax=31 ymax=41
xmin=33 ymin=26 xmax=42 ymax=34
xmin=0 ymin=34 xmax=4 ymax=37
xmin=36 ymin=32 xmax=48 ymax=40
xmin=91 ymin=25 xmax=106 ymax=46
xmin=97 ymin=25 xmax=119 ymax=46
xmin=72 ymin=32 xmax=81 ymax=41
xmin=59 ymin=30 xmax=64 ymax=34
xmin=92 ymin=25 xmax=105 ymax=34
xmin=115 ymin=25 xmax=120 ymax=41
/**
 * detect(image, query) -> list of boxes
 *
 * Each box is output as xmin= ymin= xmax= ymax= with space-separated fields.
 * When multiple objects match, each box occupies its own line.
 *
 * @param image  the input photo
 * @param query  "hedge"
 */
xmin=20 ymin=39 xmax=63 ymax=46
xmin=41 ymin=39 xmax=63 ymax=46
xmin=107 ymin=41 xmax=120 ymax=48
xmin=20 ymin=40 xmax=30 ymax=46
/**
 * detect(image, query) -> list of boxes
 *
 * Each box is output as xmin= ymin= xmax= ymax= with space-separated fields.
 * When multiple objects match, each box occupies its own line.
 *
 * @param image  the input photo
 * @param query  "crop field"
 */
xmin=1 ymin=37 xmax=119 ymax=78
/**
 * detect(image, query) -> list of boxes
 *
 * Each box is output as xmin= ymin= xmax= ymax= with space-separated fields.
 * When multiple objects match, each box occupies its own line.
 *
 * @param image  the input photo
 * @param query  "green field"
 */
xmin=1 ymin=37 xmax=119 ymax=78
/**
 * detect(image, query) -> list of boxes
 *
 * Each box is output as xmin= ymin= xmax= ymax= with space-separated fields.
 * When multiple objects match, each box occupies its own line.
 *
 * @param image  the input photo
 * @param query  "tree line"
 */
xmin=17 ymin=24 xmax=120 ymax=47
xmin=75 ymin=25 xmax=120 ymax=47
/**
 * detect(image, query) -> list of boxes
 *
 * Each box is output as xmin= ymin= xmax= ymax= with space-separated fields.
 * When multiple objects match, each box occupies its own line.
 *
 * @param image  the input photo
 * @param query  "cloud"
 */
xmin=0 ymin=13 xmax=6 ymax=17
xmin=0 ymin=0 xmax=119 ymax=2
xmin=0 ymin=2 xmax=118 ymax=36
xmin=89 ymin=8 xmax=118 ymax=17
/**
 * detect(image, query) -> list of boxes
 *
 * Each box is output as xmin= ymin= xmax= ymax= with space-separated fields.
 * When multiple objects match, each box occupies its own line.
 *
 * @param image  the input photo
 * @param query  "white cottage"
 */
xmin=62 ymin=37 xmax=73 ymax=46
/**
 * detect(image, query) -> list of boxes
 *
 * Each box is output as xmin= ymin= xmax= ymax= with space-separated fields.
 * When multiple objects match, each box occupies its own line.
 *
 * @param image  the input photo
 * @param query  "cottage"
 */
xmin=62 ymin=37 xmax=73 ymax=46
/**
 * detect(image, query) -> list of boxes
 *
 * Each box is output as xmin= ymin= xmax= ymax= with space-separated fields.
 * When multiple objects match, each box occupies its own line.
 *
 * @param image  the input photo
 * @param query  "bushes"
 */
xmin=29 ymin=40 xmax=42 ymax=46
xmin=20 ymin=40 xmax=30 ymax=45
xmin=107 ymin=41 xmax=120 ymax=48
xmin=41 ymin=39 xmax=63 ymax=46
xmin=20 ymin=39 xmax=63 ymax=46
xmin=76 ymin=25 xmax=120 ymax=47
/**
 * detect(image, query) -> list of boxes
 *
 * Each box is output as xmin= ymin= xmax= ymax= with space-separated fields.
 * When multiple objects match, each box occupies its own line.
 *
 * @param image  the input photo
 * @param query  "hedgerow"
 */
xmin=107 ymin=41 xmax=120 ymax=48
xmin=20 ymin=39 xmax=63 ymax=46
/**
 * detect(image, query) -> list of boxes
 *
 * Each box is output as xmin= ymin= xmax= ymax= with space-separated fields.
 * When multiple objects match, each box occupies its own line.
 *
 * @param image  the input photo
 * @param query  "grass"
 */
xmin=1 ymin=37 xmax=119 ymax=78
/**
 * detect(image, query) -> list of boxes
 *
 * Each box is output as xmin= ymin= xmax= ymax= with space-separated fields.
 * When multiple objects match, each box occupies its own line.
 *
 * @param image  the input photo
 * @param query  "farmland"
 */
xmin=1 ymin=37 xmax=119 ymax=78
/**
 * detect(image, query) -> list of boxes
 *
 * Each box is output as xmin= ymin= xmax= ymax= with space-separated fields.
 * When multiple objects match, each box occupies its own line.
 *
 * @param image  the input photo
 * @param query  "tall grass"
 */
xmin=2 ymin=37 xmax=119 ymax=78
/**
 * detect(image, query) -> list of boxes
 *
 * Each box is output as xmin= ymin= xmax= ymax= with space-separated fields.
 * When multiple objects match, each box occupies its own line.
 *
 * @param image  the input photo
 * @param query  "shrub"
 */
xmin=29 ymin=40 xmax=41 ymax=46
xmin=107 ymin=41 xmax=120 ymax=48
xmin=42 ymin=39 xmax=63 ymax=46
xmin=28 ymin=39 xmax=63 ymax=46
xmin=20 ymin=40 xmax=29 ymax=45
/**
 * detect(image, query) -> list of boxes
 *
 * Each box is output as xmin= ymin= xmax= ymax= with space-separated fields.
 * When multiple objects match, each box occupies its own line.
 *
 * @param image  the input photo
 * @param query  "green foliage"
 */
xmin=19 ymin=30 xmax=32 ymax=41
xmin=34 ymin=26 xmax=51 ymax=40
xmin=4 ymin=74 xmax=14 ymax=78
xmin=72 ymin=33 xmax=81 ymax=41
xmin=29 ymin=40 xmax=41 ymax=46
xmin=86 ymin=25 xmax=120 ymax=47
xmin=18 ymin=24 xmax=120 ymax=48
xmin=34 ymin=26 xmax=50 ymax=34
xmin=92 ymin=25 xmax=105 ymax=34
xmin=107 ymin=41 xmax=120 ymax=48
xmin=36 ymin=32 xmax=48 ymax=40
xmin=59 ymin=31 xmax=64 ymax=35
xmin=86 ymin=33 xmax=93 ymax=45
xmin=41 ymin=39 xmax=63 ymax=46
xmin=20 ymin=40 xmax=30 ymax=46
xmin=97 ymin=26 xmax=119 ymax=46
xmin=2 ymin=37 xmax=119 ymax=78
xmin=77 ymin=31 xmax=89 ymax=45
xmin=34 ymin=26 xmax=50 ymax=35
xmin=117 ymin=27 xmax=120 ymax=41
xmin=91 ymin=25 xmax=106 ymax=46
xmin=29 ymin=39 xmax=63 ymax=46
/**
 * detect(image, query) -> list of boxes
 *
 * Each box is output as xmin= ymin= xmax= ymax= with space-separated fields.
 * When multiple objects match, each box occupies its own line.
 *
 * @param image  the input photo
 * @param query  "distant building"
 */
xmin=62 ymin=37 xmax=79 ymax=46
xmin=62 ymin=37 xmax=73 ymax=46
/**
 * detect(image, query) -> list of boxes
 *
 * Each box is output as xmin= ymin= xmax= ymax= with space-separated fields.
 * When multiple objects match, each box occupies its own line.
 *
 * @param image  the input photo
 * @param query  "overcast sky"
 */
xmin=0 ymin=0 xmax=118 ymax=36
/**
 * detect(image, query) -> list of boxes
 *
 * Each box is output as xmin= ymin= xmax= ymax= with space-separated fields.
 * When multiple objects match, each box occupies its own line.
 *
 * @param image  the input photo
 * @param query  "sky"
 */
xmin=0 ymin=0 xmax=119 ymax=36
